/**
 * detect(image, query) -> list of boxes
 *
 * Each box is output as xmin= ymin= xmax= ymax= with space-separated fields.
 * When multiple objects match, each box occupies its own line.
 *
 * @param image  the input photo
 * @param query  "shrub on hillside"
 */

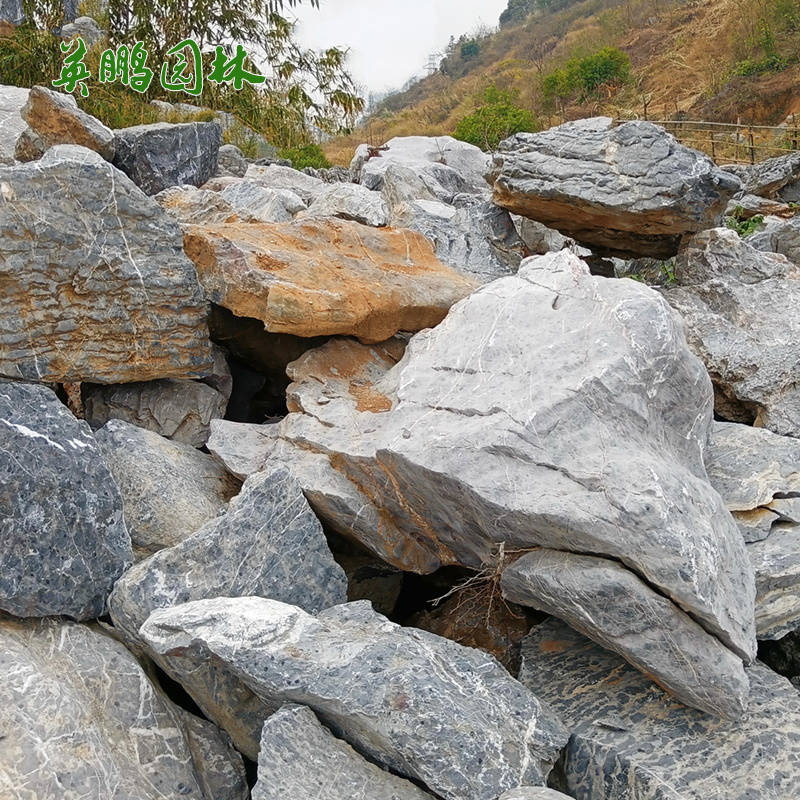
xmin=454 ymin=85 xmax=539 ymax=151
xmin=542 ymin=46 xmax=631 ymax=107
xmin=277 ymin=143 xmax=331 ymax=170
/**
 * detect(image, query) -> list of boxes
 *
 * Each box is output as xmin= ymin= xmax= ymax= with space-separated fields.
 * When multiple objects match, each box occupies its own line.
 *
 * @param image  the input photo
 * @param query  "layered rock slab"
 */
xmin=0 ymin=83 xmax=29 ymax=162
xmin=490 ymin=118 xmax=740 ymax=259
xmin=519 ymin=619 xmax=800 ymax=800
xmin=0 ymin=381 xmax=131 ymax=619
xmin=140 ymin=597 xmax=569 ymax=800
xmin=306 ymin=181 xmax=390 ymax=226
xmin=183 ymin=217 xmax=477 ymax=343
xmin=0 ymin=145 xmax=214 ymax=383
xmin=747 ymin=214 xmax=800 ymax=266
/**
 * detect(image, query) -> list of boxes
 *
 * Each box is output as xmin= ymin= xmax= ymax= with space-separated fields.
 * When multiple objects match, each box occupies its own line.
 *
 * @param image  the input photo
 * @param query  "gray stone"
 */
xmin=271 ymin=250 xmax=756 ymax=664
xmin=0 ymin=83 xmax=30 ymax=163
xmin=244 ymin=163 xmax=324 ymax=204
xmin=307 ymin=182 xmax=389 ymax=226
xmin=13 ymin=124 xmax=46 ymax=161
xmin=253 ymin=704 xmax=434 ymax=800
xmin=747 ymin=214 xmax=800 ymax=266
xmin=0 ymin=614 xmax=208 ymax=799
xmin=759 ymin=628 xmax=800 ymax=679
xmin=501 ymin=549 xmax=749 ymax=717
xmin=725 ymin=193 xmax=794 ymax=219
xmin=0 ymin=382 xmax=131 ymax=620
xmin=60 ymin=16 xmax=104 ymax=47
xmin=498 ymin=791 xmax=574 ymax=800
xmin=0 ymin=0 xmax=23 ymax=24
xmin=140 ymin=597 xmax=569 ymax=800
xmin=94 ymin=419 xmax=241 ymax=559
xmin=490 ymin=119 xmax=740 ymax=259
xmin=749 ymin=527 xmax=800 ymax=640
xmin=216 ymin=143 xmax=247 ymax=177
xmin=512 ymin=216 xmax=569 ymax=255
xmin=381 ymin=163 xmax=441 ymax=207
xmin=154 ymin=185 xmax=244 ymax=225
xmin=0 ymin=145 xmax=214 ymax=384
xmin=109 ymin=464 xmax=347 ymax=758
xmin=664 ymin=227 xmax=800 ymax=438
xmin=113 ymin=121 xmax=222 ymax=195
xmin=206 ymin=419 xmax=279 ymax=479
xmin=220 ymin=180 xmax=305 ymax=222
xmin=722 ymin=151 xmax=800 ymax=197
xmin=84 ymin=378 xmax=227 ymax=448
xmin=22 ymin=85 xmax=114 ymax=160
xmin=519 ymin=618 xmax=800 ymax=800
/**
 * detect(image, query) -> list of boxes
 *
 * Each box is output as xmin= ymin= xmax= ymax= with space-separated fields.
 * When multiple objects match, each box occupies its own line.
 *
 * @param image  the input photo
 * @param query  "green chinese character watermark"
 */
xmin=207 ymin=44 xmax=266 ymax=91
xmin=161 ymin=39 xmax=203 ymax=96
xmin=52 ymin=37 xmax=92 ymax=97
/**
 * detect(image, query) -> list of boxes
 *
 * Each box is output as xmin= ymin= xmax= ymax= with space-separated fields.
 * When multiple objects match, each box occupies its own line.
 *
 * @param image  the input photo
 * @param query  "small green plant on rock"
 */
xmin=726 ymin=210 xmax=765 ymax=237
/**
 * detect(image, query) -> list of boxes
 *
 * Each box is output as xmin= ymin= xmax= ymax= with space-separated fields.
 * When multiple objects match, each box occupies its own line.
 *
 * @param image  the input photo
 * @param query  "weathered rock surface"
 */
xmin=216 ymin=143 xmax=247 ymax=177
xmin=220 ymin=180 xmax=305 ymax=222
xmin=22 ymin=84 xmax=114 ymax=160
xmin=84 ymin=378 xmax=227 ymax=448
xmin=722 ymin=151 xmax=800 ymax=198
xmin=501 ymin=549 xmax=750 ymax=717
xmin=307 ymin=181 xmax=390 ymax=226
xmin=0 ymin=614 xmax=210 ymax=799
xmin=664 ymin=227 xmax=800 ymax=438
xmin=109 ymin=464 xmax=347 ymax=758
xmin=154 ymin=185 xmax=244 ymax=225
xmin=0 ymin=1 xmax=24 ymax=25
xmin=490 ymin=119 xmax=740 ymax=259
xmin=254 ymin=704 xmax=434 ymax=800
xmin=725 ymin=193 xmax=795 ymax=220
xmin=512 ymin=216 xmax=569 ymax=255
xmin=0 ymin=145 xmax=214 ymax=384
xmin=141 ymin=597 xmax=569 ymax=800
xmin=244 ymin=163 xmax=324 ymax=203
xmin=95 ymin=419 xmax=240 ymax=559
xmin=207 ymin=419 xmax=279 ymax=478
xmin=0 ymin=381 xmax=131 ymax=620
xmin=519 ymin=619 xmax=800 ymax=800
xmin=60 ymin=15 xmax=104 ymax=46
xmin=498 ymin=790 xmax=574 ymax=800
xmin=184 ymin=217 xmax=477 ymax=343
xmin=747 ymin=214 xmax=800 ymax=266
xmin=13 ymin=124 xmax=46 ymax=161
xmin=271 ymin=250 xmax=756 ymax=664
xmin=748 ymin=527 xmax=800 ymax=640
xmin=113 ymin=121 xmax=222 ymax=195
xmin=0 ymin=83 xmax=28 ymax=162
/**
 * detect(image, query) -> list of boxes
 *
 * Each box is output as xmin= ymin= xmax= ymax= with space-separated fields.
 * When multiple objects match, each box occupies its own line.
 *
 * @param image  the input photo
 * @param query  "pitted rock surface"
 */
xmin=0 ymin=145 xmax=214 ymax=384
xmin=0 ymin=381 xmax=131 ymax=619
xmin=140 ymin=597 xmax=569 ymax=800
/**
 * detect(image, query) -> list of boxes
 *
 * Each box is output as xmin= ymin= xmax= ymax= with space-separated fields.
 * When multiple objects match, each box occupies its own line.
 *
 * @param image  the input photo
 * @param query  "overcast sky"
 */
xmin=291 ymin=0 xmax=509 ymax=95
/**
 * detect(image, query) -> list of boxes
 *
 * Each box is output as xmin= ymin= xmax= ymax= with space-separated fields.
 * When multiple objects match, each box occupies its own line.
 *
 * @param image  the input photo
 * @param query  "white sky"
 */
xmin=291 ymin=0 xmax=509 ymax=95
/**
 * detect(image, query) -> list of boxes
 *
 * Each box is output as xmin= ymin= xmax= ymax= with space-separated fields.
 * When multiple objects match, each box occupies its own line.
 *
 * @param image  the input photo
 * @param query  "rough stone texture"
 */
xmin=748 ymin=527 xmax=800 ymax=640
xmin=664 ymin=227 xmax=800 ymax=438
xmin=519 ymin=619 xmax=800 ymax=800
xmin=154 ymin=185 xmax=244 ymax=225
xmin=490 ymin=119 xmax=741 ymax=259
xmin=725 ymin=194 xmax=795 ymax=220
xmin=220 ymin=180 xmax=305 ymax=222
xmin=306 ymin=181 xmax=390 ymax=226
xmin=13 ymin=124 xmax=46 ymax=161
xmin=94 ymin=419 xmax=241 ymax=559
xmin=84 ymin=378 xmax=227 ymax=448
xmin=141 ymin=597 xmax=569 ymax=800
xmin=722 ymin=151 xmax=800 ymax=197
xmin=498 ymin=791 xmax=574 ymax=800
xmin=183 ymin=217 xmax=477 ymax=343
xmin=335 ymin=549 xmax=404 ymax=618
xmin=381 ymin=163 xmax=441 ymax=207
xmin=243 ymin=163 xmax=324 ymax=203
xmin=0 ymin=381 xmax=131 ymax=620
xmin=501 ymin=549 xmax=750 ymax=717
xmin=22 ymin=85 xmax=114 ymax=160
xmin=207 ymin=419 xmax=280 ymax=479
xmin=0 ymin=0 xmax=23 ymax=25
xmin=0 ymin=614 xmax=210 ymax=800
xmin=512 ymin=217 xmax=569 ymax=255
xmin=109 ymin=464 xmax=347 ymax=758
xmin=0 ymin=83 xmax=27 ymax=162
xmin=60 ymin=15 xmax=104 ymax=46
xmin=254 ymin=704 xmax=434 ymax=800
xmin=216 ymin=143 xmax=247 ymax=177
xmin=271 ymin=250 xmax=756 ymax=664
xmin=0 ymin=145 xmax=214 ymax=384
xmin=747 ymin=214 xmax=800 ymax=266
xmin=113 ymin=121 xmax=222 ymax=195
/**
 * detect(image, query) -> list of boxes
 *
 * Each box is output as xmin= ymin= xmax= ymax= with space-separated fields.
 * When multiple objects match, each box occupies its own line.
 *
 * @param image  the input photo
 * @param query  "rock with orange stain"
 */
xmin=183 ymin=217 xmax=477 ymax=344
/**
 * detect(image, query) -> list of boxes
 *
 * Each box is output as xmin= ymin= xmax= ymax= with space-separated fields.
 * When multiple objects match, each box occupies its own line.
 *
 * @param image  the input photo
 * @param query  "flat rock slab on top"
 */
xmin=747 ymin=214 xmax=800 ymax=266
xmin=490 ymin=118 xmax=740 ymax=259
xmin=183 ymin=217 xmax=477 ymax=343
xmin=519 ymin=618 xmax=800 ymax=800
xmin=140 ymin=597 xmax=569 ymax=800
xmin=0 ymin=382 xmax=131 ymax=620
xmin=0 ymin=145 xmax=214 ymax=384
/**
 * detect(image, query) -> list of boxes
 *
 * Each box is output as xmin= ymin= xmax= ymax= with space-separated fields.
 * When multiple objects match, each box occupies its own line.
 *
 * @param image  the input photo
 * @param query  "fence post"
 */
xmin=793 ymin=114 xmax=798 ymax=152
xmin=749 ymin=128 xmax=755 ymax=165
xmin=734 ymin=117 xmax=741 ymax=164
xmin=710 ymin=130 xmax=716 ymax=161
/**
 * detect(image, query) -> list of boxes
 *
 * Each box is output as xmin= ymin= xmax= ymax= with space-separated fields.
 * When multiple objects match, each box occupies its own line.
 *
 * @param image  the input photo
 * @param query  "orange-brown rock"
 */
xmin=183 ymin=218 xmax=478 ymax=343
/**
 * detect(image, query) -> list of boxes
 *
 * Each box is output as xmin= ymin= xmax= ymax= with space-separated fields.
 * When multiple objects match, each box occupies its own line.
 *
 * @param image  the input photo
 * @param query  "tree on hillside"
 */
xmin=454 ymin=85 xmax=539 ymax=151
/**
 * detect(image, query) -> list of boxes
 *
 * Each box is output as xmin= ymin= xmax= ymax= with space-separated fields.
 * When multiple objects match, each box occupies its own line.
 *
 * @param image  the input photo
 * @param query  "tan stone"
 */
xmin=183 ymin=218 xmax=477 ymax=343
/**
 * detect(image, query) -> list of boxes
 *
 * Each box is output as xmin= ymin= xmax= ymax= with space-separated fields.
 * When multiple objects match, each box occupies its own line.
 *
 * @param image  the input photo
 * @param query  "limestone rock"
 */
xmin=0 ymin=83 xmax=28 ymax=162
xmin=0 ymin=0 xmax=23 ymax=25
xmin=664 ymin=227 xmax=800 ymax=438
xmin=206 ymin=419 xmax=280 ymax=479
xmin=84 ymin=378 xmax=227 ymax=448
xmin=501 ymin=549 xmax=750 ymax=717
xmin=243 ymin=163 xmax=324 ymax=203
xmin=512 ymin=216 xmax=569 ymax=255
xmin=519 ymin=619 xmax=800 ymax=800
xmin=13 ymin=124 xmax=46 ymax=161
xmin=498 ymin=791 xmax=574 ymax=800
xmin=113 ymin=121 xmax=222 ymax=195
xmin=216 ymin=143 xmax=247 ymax=177
xmin=381 ymin=163 xmax=441 ymax=207
xmin=306 ymin=182 xmax=390 ymax=226
xmin=0 ymin=145 xmax=214 ymax=384
xmin=140 ymin=597 xmax=569 ymax=800
xmin=0 ymin=381 xmax=131 ymax=620
xmin=725 ymin=193 xmax=795 ymax=220
xmin=220 ymin=180 xmax=305 ymax=222
xmin=0 ymin=614 xmax=208 ymax=800
xmin=271 ymin=250 xmax=756 ymax=664
xmin=722 ymin=151 xmax=800 ymax=198
xmin=749 ymin=527 xmax=800 ymax=640
xmin=154 ymin=185 xmax=244 ymax=225
xmin=253 ymin=704 xmax=434 ymax=800
xmin=22 ymin=84 xmax=114 ymax=160
xmin=490 ymin=119 xmax=740 ymax=259
xmin=60 ymin=15 xmax=104 ymax=46
xmin=94 ymin=419 xmax=241 ymax=559
xmin=109 ymin=464 xmax=347 ymax=758
xmin=747 ymin=214 xmax=800 ymax=266
xmin=183 ymin=217 xmax=477 ymax=343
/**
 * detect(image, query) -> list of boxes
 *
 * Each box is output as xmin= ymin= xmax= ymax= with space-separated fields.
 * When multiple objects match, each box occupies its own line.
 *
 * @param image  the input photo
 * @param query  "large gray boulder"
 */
xmin=140 ymin=597 xmax=569 ymax=800
xmin=0 ymin=613 xmax=241 ymax=800
xmin=0 ymin=382 xmax=131 ymax=620
xmin=269 ymin=250 xmax=756 ymax=668
xmin=154 ymin=185 xmax=244 ymax=225
xmin=243 ymin=163 xmax=324 ymax=204
xmin=109 ymin=464 xmax=347 ymax=758
xmin=220 ymin=180 xmax=306 ymax=222
xmin=216 ymin=143 xmax=248 ymax=177
xmin=0 ymin=84 xmax=30 ymax=162
xmin=747 ymin=214 xmax=800 ymax=266
xmin=113 ymin=121 xmax=222 ymax=195
xmin=490 ymin=118 xmax=741 ymax=259
xmin=0 ymin=145 xmax=214 ymax=384
xmin=94 ymin=419 xmax=241 ymax=559
xmin=306 ymin=182 xmax=390 ymax=226
xmin=722 ymin=151 xmax=800 ymax=198
xmin=663 ymin=227 xmax=800 ymax=438
xmin=59 ymin=15 xmax=105 ymax=47
xmin=519 ymin=619 xmax=800 ymax=800
xmin=253 ymin=704 xmax=434 ymax=800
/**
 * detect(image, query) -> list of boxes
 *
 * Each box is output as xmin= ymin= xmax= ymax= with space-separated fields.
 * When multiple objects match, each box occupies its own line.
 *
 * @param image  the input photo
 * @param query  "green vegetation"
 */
xmin=460 ymin=40 xmax=480 ymax=60
xmin=454 ymin=85 xmax=538 ymax=151
xmin=726 ymin=211 xmax=765 ymax=237
xmin=732 ymin=0 xmax=799 ymax=76
xmin=542 ymin=46 xmax=631 ymax=108
xmin=277 ymin=143 xmax=331 ymax=169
